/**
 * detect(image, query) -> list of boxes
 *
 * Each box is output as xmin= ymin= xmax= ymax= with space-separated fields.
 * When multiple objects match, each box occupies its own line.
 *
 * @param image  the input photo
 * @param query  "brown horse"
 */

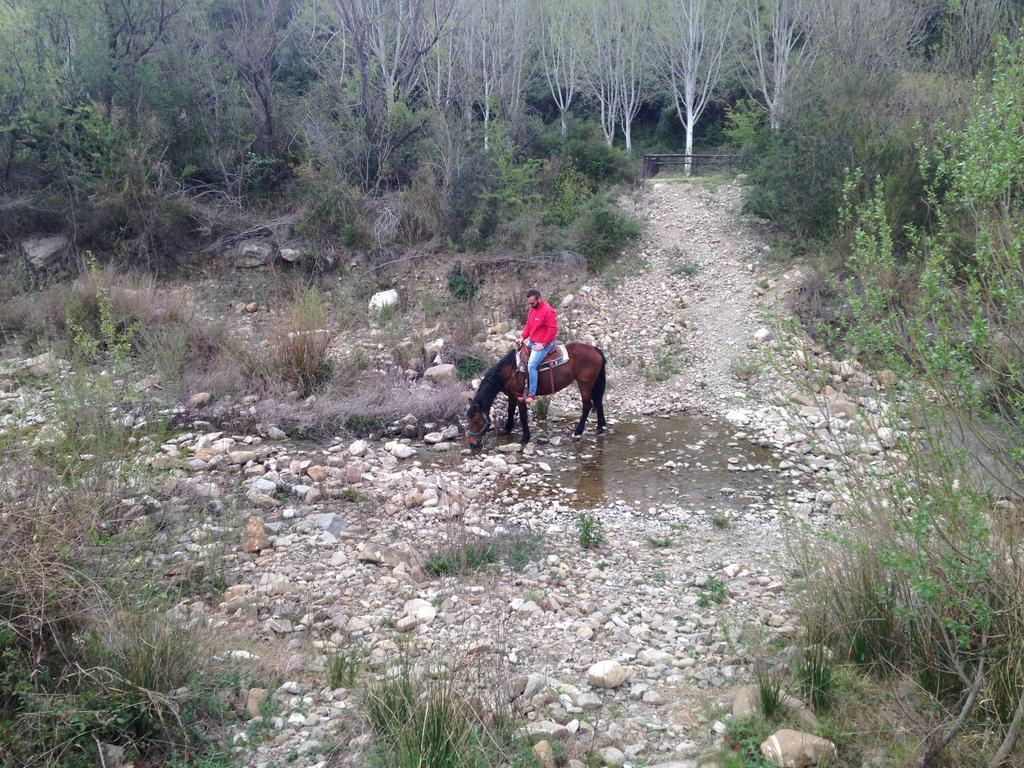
xmin=465 ymin=342 xmax=607 ymax=447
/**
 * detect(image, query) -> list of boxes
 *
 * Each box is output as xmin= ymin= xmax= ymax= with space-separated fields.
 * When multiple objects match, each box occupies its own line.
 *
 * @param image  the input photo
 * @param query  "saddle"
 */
xmin=518 ymin=342 xmax=570 ymax=374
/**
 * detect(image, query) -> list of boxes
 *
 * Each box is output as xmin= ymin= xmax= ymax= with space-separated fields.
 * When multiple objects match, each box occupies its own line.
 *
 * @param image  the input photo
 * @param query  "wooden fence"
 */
xmin=642 ymin=153 xmax=741 ymax=178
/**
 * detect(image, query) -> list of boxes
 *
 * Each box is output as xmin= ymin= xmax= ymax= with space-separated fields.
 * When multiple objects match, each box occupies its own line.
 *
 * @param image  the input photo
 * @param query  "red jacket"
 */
xmin=521 ymin=300 xmax=558 ymax=346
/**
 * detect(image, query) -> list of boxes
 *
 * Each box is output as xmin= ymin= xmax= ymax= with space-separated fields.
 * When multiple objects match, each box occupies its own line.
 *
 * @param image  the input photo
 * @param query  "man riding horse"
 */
xmin=519 ymin=289 xmax=558 ymax=405
xmin=465 ymin=289 xmax=607 ymax=448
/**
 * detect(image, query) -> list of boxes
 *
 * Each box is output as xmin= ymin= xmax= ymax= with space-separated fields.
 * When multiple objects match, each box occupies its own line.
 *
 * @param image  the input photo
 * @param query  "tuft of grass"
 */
xmin=272 ymin=286 xmax=336 ymax=397
xmin=646 ymin=355 xmax=681 ymax=383
xmin=576 ymin=511 xmax=606 ymax=550
xmin=796 ymin=644 xmax=836 ymax=715
xmin=646 ymin=536 xmax=672 ymax=549
xmin=730 ymin=354 xmax=761 ymax=382
xmin=446 ymin=263 xmax=479 ymax=301
xmin=424 ymin=540 xmax=498 ymax=577
xmin=505 ymin=532 xmax=545 ymax=571
xmin=455 ymin=355 xmax=486 ymax=380
xmin=328 ymin=644 xmax=365 ymax=689
xmin=711 ymin=512 xmax=731 ymax=529
xmin=362 ymin=663 xmax=503 ymax=768
xmin=530 ymin=396 xmax=550 ymax=421
xmin=698 ymin=576 xmax=728 ymax=607
xmin=424 ymin=532 xmax=543 ymax=577
xmin=752 ymin=658 xmax=787 ymax=720
xmin=671 ymin=261 xmax=700 ymax=278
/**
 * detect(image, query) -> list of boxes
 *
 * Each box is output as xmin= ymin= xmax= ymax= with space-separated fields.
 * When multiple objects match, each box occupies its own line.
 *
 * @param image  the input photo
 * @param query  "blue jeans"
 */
xmin=526 ymin=341 xmax=553 ymax=396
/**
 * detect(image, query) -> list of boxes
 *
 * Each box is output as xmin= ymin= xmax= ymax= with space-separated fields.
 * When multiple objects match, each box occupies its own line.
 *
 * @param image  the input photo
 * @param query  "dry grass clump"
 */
xmin=271 ymin=286 xmax=337 ymax=397
xmin=0 ymin=261 xmax=190 ymax=351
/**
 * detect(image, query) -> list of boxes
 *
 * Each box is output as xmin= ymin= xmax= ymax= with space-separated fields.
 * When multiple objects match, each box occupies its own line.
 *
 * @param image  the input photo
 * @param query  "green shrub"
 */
xmin=541 ymin=165 xmax=595 ymax=226
xmin=576 ymin=511 xmax=606 ymax=550
xmin=794 ymin=35 xmax=1024 ymax=761
xmin=698 ymin=576 xmax=728 ymax=607
xmin=447 ymin=263 xmax=479 ymax=301
xmin=455 ymin=355 xmax=486 ymax=380
xmin=721 ymin=717 xmax=774 ymax=768
xmin=574 ymin=199 xmax=641 ymax=271
xmin=561 ymin=123 xmax=636 ymax=185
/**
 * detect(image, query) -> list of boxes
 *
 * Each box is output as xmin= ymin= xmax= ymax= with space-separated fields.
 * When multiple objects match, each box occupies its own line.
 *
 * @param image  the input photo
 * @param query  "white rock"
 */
xmin=638 ymin=649 xmax=674 ymax=666
xmin=424 ymin=364 xmax=457 ymax=384
xmin=390 ymin=443 xmax=416 ymax=459
xmin=369 ymin=289 xmax=399 ymax=313
xmin=759 ymin=730 xmax=837 ymax=768
xmin=586 ymin=660 xmax=628 ymax=689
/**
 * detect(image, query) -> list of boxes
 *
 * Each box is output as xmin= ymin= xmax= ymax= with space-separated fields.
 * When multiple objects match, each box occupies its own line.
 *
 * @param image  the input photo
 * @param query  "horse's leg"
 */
xmin=595 ymin=397 xmax=607 ymax=433
xmin=573 ymin=382 xmax=594 ymax=439
xmin=503 ymin=394 xmax=516 ymax=434
xmin=518 ymin=400 xmax=531 ymax=445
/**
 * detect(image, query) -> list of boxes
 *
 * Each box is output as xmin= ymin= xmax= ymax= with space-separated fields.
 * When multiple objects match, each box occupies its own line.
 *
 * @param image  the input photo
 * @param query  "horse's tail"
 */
xmin=593 ymin=347 xmax=607 ymax=403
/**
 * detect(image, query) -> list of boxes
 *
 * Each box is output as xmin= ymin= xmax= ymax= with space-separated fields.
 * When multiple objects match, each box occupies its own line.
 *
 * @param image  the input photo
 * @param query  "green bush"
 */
xmin=795 ymin=33 xmax=1024 ymax=762
xmin=455 ymin=355 xmax=486 ymax=380
xmin=576 ymin=511 xmax=606 ymax=550
xmin=541 ymin=164 xmax=595 ymax=227
xmin=446 ymin=263 xmax=479 ymax=301
xmin=573 ymin=198 xmax=641 ymax=271
xmin=561 ymin=123 xmax=636 ymax=185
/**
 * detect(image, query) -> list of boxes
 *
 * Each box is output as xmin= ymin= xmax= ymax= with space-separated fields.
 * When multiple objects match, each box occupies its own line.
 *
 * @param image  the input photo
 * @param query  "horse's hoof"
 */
xmin=571 ymin=433 xmax=583 ymax=441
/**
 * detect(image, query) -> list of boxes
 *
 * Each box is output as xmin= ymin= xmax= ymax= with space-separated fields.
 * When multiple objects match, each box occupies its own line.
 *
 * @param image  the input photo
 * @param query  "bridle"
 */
xmin=465 ymin=409 xmax=492 ymax=440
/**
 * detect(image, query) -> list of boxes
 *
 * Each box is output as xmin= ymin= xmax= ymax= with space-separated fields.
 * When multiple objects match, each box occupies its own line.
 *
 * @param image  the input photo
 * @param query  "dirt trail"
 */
xmin=550 ymin=178 xmax=774 ymax=423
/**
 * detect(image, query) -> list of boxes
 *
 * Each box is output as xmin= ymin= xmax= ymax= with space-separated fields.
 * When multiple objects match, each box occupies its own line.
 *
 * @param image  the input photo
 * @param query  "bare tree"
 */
xmin=941 ymin=0 xmax=1012 ymax=77
xmin=99 ymin=0 xmax=181 ymax=119
xmin=616 ymin=0 xmax=650 ymax=154
xmin=462 ymin=0 xmax=531 ymax=151
xmin=539 ymin=0 xmax=580 ymax=139
xmin=807 ymin=0 xmax=932 ymax=77
xmin=226 ymin=0 xmax=289 ymax=155
xmin=658 ymin=0 xmax=735 ymax=174
xmin=582 ymin=0 xmax=649 ymax=151
xmin=581 ymin=0 xmax=621 ymax=147
xmin=333 ymin=0 xmax=457 ymax=184
xmin=743 ymin=0 xmax=813 ymax=130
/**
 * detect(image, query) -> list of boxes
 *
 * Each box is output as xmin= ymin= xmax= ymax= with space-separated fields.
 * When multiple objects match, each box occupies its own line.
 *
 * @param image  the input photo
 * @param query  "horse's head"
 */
xmin=465 ymin=400 xmax=491 ymax=449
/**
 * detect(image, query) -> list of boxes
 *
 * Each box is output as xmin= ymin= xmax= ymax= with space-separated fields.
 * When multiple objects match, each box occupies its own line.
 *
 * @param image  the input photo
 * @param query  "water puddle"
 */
xmin=469 ymin=412 xmax=777 ymax=510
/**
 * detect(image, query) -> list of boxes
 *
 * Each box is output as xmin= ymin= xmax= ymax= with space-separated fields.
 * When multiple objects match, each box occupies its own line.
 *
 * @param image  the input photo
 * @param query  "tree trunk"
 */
xmin=684 ymin=120 xmax=694 ymax=176
xmin=483 ymin=103 xmax=490 ymax=151
xmin=560 ymin=110 xmax=567 ymax=139
xmin=623 ymin=120 xmax=632 ymax=155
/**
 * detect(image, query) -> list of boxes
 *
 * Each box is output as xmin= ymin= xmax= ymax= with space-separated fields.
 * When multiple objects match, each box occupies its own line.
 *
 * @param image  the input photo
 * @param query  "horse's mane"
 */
xmin=473 ymin=348 xmax=517 ymax=410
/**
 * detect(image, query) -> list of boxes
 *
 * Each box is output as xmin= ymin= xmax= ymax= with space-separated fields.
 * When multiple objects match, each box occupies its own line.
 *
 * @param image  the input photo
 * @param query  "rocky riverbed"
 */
xmin=0 ymin=179 xmax=906 ymax=768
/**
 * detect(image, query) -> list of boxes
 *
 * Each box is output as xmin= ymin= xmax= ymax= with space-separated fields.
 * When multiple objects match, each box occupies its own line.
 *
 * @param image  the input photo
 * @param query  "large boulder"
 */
xmin=21 ymin=235 xmax=71 ymax=270
xmin=759 ymin=730 xmax=837 ymax=768
xmin=234 ymin=239 xmax=275 ymax=268
xmin=369 ymin=289 xmax=399 ymax=313
xmin=424 ymin=363 xmax=457 ymax=385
